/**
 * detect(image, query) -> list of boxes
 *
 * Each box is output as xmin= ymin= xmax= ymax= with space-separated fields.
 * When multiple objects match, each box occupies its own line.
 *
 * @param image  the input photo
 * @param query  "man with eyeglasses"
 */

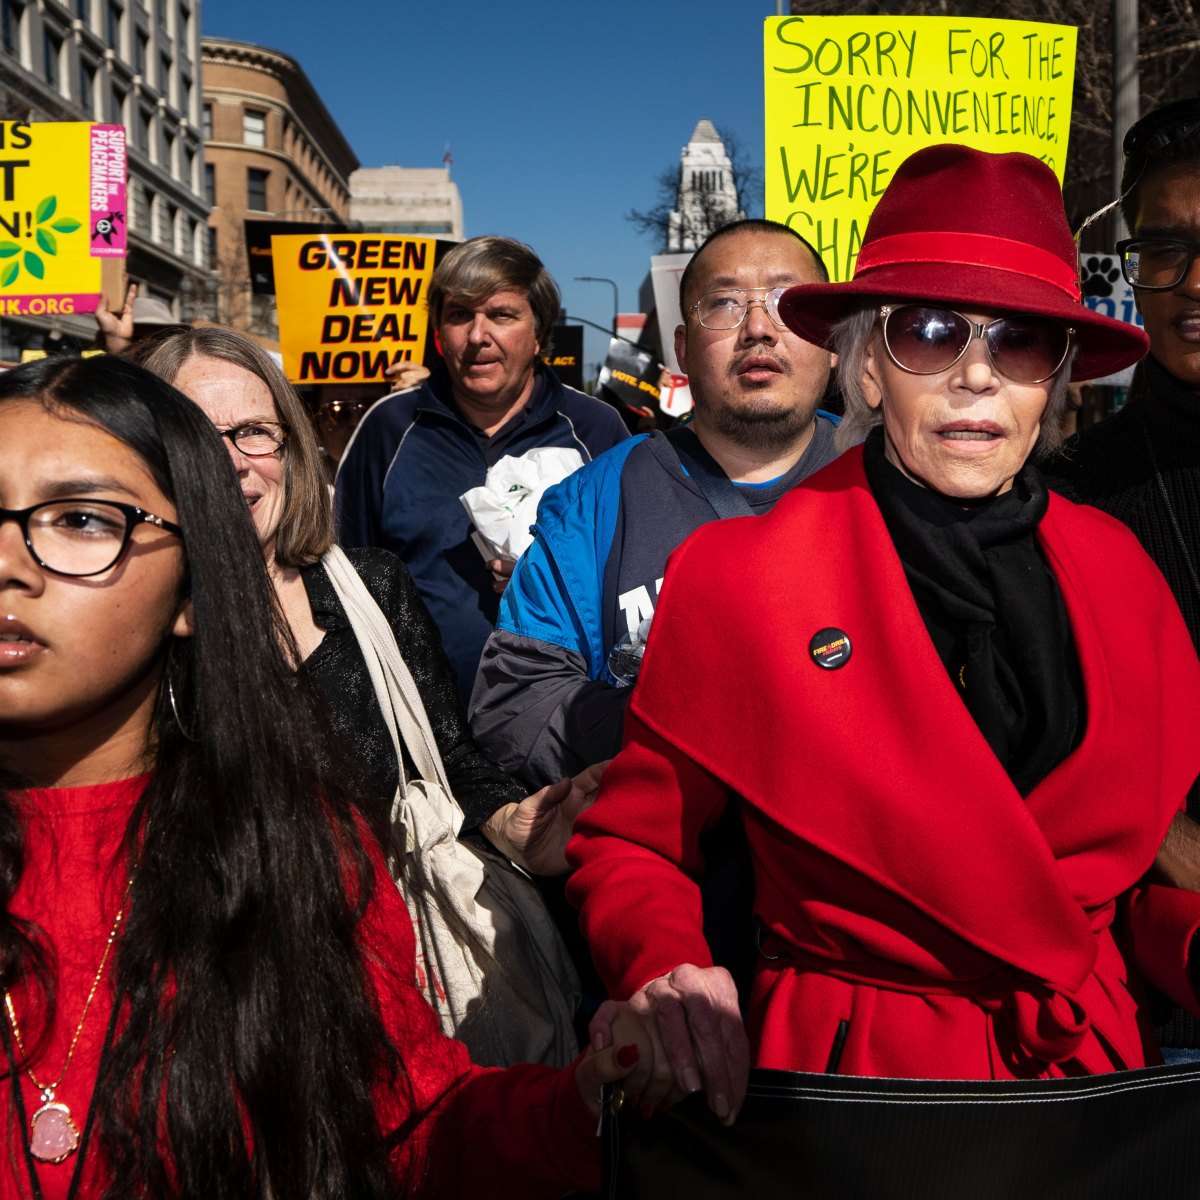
xmin=469 ymin=219 xmax=837 ymax=789
xmin=1048 ymin=98 xmax=1200 ymax=1065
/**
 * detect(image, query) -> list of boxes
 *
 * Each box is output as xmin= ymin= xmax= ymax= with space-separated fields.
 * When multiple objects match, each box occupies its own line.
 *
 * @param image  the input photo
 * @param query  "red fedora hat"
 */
xmin=777 ymin=144 xmax=1148 ymax=382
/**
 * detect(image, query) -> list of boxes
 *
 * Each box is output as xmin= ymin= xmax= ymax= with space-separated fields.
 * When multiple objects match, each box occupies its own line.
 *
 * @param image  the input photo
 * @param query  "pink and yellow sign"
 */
xmin=0 ymin=121 xmax=127 ymax=316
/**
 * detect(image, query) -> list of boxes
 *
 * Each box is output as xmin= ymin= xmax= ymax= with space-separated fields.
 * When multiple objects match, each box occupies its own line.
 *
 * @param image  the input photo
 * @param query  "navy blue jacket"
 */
xmin=334 ymin=364 xmax=629 ymax=700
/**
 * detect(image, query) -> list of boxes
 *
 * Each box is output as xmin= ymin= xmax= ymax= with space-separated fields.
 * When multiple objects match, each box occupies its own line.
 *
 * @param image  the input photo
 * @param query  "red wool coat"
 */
xmin=568 ymin=447 xmax=1200 ymax=1080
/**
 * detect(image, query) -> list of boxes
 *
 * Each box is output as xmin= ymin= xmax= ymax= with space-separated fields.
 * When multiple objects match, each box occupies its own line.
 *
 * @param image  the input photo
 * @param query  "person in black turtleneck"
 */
xmin=1047 ymin=100 xmax=1200 ymax=1062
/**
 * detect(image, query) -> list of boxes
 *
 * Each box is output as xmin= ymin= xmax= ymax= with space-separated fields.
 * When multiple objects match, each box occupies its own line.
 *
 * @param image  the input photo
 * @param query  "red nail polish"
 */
xmin=616 ymin=1043 xmax=640 ymax=1068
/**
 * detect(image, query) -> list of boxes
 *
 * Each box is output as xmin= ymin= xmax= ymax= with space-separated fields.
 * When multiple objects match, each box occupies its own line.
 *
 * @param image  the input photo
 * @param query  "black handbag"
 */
xmin=603 ymin=1063 xmax=1200 ymax=1199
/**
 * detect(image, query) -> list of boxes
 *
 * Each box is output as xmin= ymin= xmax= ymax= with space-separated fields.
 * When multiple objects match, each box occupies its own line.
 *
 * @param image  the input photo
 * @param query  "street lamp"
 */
xmin=575 ymin=275 xmax=619 ymax=335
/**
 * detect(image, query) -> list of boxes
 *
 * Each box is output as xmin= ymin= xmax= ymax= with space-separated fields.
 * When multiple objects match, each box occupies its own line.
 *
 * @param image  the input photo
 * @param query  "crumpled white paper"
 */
xmin=460 ymin=447 xmax=584 ymax=564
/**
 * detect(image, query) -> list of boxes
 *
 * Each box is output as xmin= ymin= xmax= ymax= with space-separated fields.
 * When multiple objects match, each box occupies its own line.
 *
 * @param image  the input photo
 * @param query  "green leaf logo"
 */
xmin=0 ymin=195 xmax=85 ymax=287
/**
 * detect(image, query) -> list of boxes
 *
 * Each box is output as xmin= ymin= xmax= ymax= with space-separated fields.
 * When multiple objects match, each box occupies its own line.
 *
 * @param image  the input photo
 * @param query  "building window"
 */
xmin=131 ymin=180 xmax=147 ymax=232
xmin=201 ymin=101 xmax=212 ymax=139
xmin=206 ymin=224 xmax=217 ymax=268
xmin=137 ymin=107 xmax=152 ymax=154
xmin=203 ymin=162 xmax=215 ymax=206
xmin=134 ymin=28 xmax=147 ymax=75
xmin=75 ymin=0 xmax=88 ymax=20
xmin=79 ymin=58 xmax=96 ymax=115
xmin=246 ymin=167 xmax=268 ymax=212
xmin=43 ymin=29 xmax=62 ymax=90
xmin=161 ymin=202 xmax=176 ymax=251
xmin=1 ymin=1 xmax=21 ymax=58
xmin=242 ymin=107 xmax=266 ymax=148
xmin=159 ymin=51 xmax=170 ymax=97
xmin=106 ymin=0 xmax=121 ymax=50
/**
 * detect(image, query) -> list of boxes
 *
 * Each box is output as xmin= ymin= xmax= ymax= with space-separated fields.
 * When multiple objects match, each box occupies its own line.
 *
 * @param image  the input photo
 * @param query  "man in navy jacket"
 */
xmin=335 ymin=236 xmax=629 ymax=701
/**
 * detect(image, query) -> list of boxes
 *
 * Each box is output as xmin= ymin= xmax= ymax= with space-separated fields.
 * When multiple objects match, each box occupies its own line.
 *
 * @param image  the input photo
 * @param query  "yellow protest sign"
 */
xmin=765 ymin=16 xmax=1077 ymax=280
xmin=273 ymin=233 xmax=436 ymax=384
xmin=0 ymin=121 xmax=127 ymax=316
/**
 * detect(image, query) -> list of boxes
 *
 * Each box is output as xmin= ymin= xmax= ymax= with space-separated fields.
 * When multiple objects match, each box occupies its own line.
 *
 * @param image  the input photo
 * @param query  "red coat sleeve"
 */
xmin=1126 ymin=883 xmax=1200 ymax=1016
xmin=566 ymin=710 xmax=731 ymax=999
xmin=354 ymin=828 xmax=599 ymax=1198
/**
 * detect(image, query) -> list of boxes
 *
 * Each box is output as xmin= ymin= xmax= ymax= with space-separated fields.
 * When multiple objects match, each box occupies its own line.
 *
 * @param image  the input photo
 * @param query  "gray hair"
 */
xmin=427 ymin=235 xmax=560 ymax=356
xmin=827 ymin=304 xmax=1078 ymax=456
xmin=141 ymin=326 xmax=334 ymax=567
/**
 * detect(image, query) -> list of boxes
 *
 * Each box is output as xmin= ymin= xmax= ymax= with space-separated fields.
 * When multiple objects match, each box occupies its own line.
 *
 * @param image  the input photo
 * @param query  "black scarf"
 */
xmin=864 ymin=429 xmax=1083 ymax=796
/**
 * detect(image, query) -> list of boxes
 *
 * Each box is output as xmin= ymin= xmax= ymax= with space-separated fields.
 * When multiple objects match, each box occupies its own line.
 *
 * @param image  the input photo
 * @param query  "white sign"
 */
xmin=1080 ymin=252 xmax=1143 ymax=387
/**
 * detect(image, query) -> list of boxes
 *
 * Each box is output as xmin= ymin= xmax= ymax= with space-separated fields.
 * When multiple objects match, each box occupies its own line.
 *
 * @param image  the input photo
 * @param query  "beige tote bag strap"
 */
xmin=321 ymin=546 xmax=454 ymax=801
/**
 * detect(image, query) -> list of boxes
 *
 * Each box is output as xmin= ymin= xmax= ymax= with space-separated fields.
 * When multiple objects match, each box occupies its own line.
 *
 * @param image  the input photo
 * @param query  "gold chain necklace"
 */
xmin=4 ymin=880 xmax=131 ymax=1165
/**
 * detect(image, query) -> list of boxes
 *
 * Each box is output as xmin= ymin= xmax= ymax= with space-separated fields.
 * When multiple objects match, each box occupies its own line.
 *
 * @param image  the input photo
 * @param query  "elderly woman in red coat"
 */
xmin=566 ymin=143 xmax=1200 ymax=1126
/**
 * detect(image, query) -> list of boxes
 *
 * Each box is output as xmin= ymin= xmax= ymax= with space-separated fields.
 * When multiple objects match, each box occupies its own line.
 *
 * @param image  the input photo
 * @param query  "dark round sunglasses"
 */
xmin=879 ymin=305 xmax=1072 ymax=385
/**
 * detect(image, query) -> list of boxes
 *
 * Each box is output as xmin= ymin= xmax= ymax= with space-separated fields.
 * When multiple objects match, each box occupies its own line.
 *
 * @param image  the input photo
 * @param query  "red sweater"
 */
xmin=1 ymin=776 xmax=596 ymax=1199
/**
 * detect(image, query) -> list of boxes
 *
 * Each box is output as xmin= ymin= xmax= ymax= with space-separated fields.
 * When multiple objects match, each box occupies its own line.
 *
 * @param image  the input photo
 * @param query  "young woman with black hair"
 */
xmin=0 ymin=354 xmax=649 ymax=1199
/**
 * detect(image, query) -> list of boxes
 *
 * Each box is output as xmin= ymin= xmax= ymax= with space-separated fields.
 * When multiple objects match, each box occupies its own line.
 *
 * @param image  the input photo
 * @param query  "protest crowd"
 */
xmin=5 ymin=85 xmax=1200 ymax=1200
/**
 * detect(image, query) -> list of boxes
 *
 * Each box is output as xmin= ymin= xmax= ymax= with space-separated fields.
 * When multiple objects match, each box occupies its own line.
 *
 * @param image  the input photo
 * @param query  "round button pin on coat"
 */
xmin=809 ymin=627 xmax=852 ymax=669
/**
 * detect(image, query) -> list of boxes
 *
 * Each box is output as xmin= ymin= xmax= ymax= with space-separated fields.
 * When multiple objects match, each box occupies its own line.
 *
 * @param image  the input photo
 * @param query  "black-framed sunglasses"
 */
xmin=879 ymin=304 xmax=1073 ymax=385
xmin=691 ymin=287 xmax=788 ymax=330
xmin=215 ymin=421 xmax=289 ymax=457
xmin=1 ymin=499 xmax=183 ymax=577
xmin=1115 ymin=237 xmax=1200 ymax=291
xmin=317 ymin=400 xmax=371 ymax=428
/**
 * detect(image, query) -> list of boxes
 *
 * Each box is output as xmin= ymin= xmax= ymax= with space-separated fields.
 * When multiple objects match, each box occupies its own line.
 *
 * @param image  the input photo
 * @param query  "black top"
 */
xmin=1047 ymin=356 xmax=1200 ymax=653
xmin=865 ymin=430 xmax=1083 ymax=797
xmin=300 ymin=546 xmax=525 ymax=831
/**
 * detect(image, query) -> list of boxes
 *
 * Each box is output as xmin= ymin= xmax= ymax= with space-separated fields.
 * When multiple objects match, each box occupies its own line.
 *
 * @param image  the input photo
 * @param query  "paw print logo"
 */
xmin=1081 ymin=255 xmax=1123 ymax=298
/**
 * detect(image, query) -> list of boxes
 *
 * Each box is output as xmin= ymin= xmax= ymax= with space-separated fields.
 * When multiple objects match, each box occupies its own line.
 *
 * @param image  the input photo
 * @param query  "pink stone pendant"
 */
xmin=29 ymin=1101 xmax=79 ymax=1164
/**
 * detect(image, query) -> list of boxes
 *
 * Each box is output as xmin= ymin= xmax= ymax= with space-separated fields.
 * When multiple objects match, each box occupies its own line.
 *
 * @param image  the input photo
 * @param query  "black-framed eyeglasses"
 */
xmin=215 ymin=421 xmax=289 ymax=457
xmin=879 ymin=305 xmax=1072 ymax=385
xmin=691 ymin=287 xmax=788 ymax=330
xmin=0 ymin=499 xmax=183 ymax=577
xmin=1116 ymin=237 xmax=1200 ymax=291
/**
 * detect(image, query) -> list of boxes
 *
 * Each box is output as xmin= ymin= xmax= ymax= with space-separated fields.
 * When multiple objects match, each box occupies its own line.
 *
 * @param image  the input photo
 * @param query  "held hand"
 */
xmin=487 ymin=557 xmax=517 ymax=595
xmin=481 ymin=763 xmax=608 ymax=875
xmin=574 ymin=1003 xmax=667 ymax=1118
xmin=95 ymin=282 xmax=137 ymax=353
xmin=625 ymin=964 xmax=748 ymax=1126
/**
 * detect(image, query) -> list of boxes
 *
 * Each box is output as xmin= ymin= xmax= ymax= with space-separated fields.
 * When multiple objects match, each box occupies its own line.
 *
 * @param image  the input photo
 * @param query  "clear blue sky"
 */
xmin=200 ymin=0 xmax=780 ymax=376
